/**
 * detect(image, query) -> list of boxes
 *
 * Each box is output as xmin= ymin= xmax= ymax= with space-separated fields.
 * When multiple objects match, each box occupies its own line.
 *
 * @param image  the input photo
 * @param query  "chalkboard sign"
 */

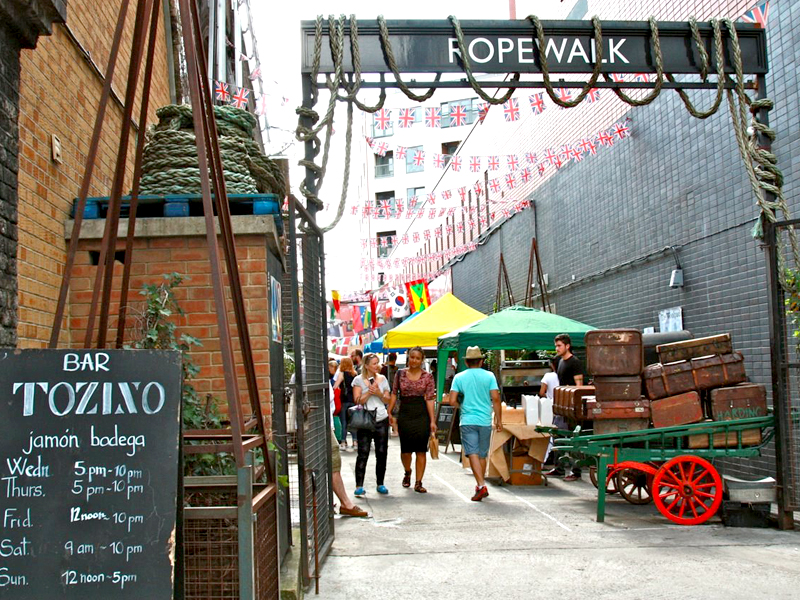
xmin=0 ymin=349 xmax=182 ymax=598
xmin=435 ymin=404 xmax=460 ymax=449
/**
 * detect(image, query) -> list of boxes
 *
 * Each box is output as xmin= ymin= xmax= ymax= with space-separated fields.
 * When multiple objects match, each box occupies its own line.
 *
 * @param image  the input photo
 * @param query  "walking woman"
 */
xmin=352 ymin=353 xmax=392 ymax=497
xmin=333 ymin=357 xmax=357 ymax=450
xmin=388 ymin=346 xmax=437 ymax=493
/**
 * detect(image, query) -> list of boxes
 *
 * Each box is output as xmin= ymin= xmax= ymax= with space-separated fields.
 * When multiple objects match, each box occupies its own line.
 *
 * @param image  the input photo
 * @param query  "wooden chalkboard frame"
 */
xmin=435 ymin=403 xmax=460 ymax=453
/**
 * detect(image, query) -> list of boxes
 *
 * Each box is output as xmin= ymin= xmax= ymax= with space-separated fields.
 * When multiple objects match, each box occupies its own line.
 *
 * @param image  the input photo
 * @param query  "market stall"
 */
xmin=383 ymin=292 xmax=486 ymax=349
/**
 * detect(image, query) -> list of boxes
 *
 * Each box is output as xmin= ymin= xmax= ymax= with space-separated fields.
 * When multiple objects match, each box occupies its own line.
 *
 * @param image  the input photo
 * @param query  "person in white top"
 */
xmin=539 ymin=357 xmax=560 ymax=400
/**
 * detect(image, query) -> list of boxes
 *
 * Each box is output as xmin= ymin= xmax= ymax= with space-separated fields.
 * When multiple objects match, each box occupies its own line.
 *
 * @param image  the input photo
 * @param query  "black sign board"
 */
xmin=435 ymin=403 xmax=460 ymax=449
xmin=0 ymin=349 xmax=182 ymax=598
xmin=302 ymin=19 xmax=767 ymax=76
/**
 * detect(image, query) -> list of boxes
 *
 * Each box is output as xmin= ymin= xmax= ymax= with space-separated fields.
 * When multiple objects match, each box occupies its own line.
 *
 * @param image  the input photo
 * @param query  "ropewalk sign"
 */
xmin=301 ymin=19 xmax=767 ymax=76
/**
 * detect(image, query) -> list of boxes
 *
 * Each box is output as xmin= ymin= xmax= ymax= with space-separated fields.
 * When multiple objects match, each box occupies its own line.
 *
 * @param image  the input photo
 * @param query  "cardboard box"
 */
xmin=509 ymin=455 xmax=543 ymax=485
xmin=502 ymin=407 xmax=526 ymax=424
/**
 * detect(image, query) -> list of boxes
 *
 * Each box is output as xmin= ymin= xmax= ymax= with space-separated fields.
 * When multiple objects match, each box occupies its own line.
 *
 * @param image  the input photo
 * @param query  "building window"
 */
xmin=377 ymin=230 xmax=396 ymax=258
xmin=375 ymin=151 xmax=394 ymax=178
xmin=442 ymin=141 xmax=460 ymax=165
xmin=375 ymin=191 xmax=396 ymax=219
xmin=440 ymin=98 xmax=479 ymax=128
xmin=406 ymin=145 xmax=424 ymax=174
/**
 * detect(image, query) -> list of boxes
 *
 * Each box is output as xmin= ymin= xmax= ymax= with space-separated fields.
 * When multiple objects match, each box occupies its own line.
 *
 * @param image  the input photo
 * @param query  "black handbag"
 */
xmin=347 ymin=404 xmax=377 ymax=431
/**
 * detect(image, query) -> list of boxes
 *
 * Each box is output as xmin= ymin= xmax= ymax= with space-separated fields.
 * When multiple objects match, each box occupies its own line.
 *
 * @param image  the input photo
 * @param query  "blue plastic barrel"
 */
xmin=253 ymin=193 xmax=280 ymax=215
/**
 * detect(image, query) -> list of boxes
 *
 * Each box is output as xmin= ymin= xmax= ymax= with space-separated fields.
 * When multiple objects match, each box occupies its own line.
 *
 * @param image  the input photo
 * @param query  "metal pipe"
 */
xmin=216 ymin=0 xmax=226 ymax=82
xmin=49 ymin=0 xmax=131 ymax=348
xmin=234 ymin=0 xmax=242 ymax=87
xmin=206 ymin=0 xmax=215 ymax=82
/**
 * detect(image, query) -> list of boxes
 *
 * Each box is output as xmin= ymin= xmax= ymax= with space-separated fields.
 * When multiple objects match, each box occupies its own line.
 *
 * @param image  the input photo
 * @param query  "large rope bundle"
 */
xmin=140 ymin=104 xmax=286 ymax=196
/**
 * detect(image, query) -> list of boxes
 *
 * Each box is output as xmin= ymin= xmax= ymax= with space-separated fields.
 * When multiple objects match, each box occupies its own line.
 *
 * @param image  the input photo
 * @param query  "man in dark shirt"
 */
xmin=547 ymin=333 xmax=584 ymax=481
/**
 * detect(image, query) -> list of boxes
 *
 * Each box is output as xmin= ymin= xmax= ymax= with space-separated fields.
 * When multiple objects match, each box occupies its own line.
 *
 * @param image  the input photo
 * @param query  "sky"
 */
xmin=249 ymin=0 xmax=571 ymax=293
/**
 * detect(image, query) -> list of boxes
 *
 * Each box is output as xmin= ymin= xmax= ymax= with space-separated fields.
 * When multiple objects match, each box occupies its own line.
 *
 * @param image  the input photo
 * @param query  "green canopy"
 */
xmin=436 ymin=306 xmax=597 ymax=399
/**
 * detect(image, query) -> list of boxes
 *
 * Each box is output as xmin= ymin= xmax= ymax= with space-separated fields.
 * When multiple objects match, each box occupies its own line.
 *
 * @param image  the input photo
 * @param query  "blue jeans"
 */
xmin=460 ymin=425 xmax=492 ymax=458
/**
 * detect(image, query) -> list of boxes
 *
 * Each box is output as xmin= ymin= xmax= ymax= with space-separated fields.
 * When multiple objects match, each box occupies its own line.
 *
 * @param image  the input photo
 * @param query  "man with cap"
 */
xmin=448 ymin=346 xmax=502 ymax=501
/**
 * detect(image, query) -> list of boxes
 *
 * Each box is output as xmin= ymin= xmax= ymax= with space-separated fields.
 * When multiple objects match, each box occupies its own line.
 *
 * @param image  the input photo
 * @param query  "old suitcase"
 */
xmin=586 ymin=398 xmax=650 ymax=420
xmin=687 ymin=422 xmax=762 ymax=448
xmin=593 ymin=418 xmax=650 ymax=435
xmin=642 ymin=352 xmax=747 ymax=400
xmin=553 ymin=385 xmax=595 ymax=420
xmin=657 ymin=333 xmax=733 ymax=364
xmin=650 ymin=391 xmax=703 ymax=428
xmin=585 ymin=329 xmax=644 ymax=377
xmin=593 ymin=376 xmax=643 ymax=401
xmin=709 ymin=384 xmax=768 ymax=421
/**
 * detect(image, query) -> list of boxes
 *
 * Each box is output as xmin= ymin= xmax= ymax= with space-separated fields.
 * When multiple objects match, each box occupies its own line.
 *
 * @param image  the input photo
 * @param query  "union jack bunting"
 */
xmin=529 ymin=93 xmax=546 ymax=115
xmin=556 ymin=88 xmax=573 ymax=103
xmin=379 ymin=237 xmax=388 ymax=247
xmin=480 ymin=215 xmax=488 ymax=226
xmin=537 ymin=163 xmax=546 ymax=176
xmin=401 ymin=234 xmax=409 ymax=244
xmin=427 ymin=192 xmax=437 ymax=204
xmin=424 ymin=229 xmax=431 ymax=239
xmin=374 ymin=108 xmax=392 ymax=130
xmin=473 ymin=181 xmax=484 ymax=195
xmin=351 ymin=205 xmax=359 ymax=215
xmin=450 ymin=155 xmax=462 ymax=171
xmin=395 ymin=146 xmax=407 ymax=159
xmin=740 ymin=1 xmax=769 ymax=27
xmin=447 ymin=207 xmax=456 ymax=216
xmin=413 ymin=149 xmax=425 ymax=166
xmin=570 ymin=147 xmax=584 ymax=162
xmin=489 ymin=179 xmax=501 ymax=194
xmin=433 ymin=153 xmax=446 ymax=168
xmin=442 ymin=190 xmax=452 ymax=201
xmin=613 ymin=121 xmax=630 ymax=138
xmin=370 ymin=238 xmax=377 ymax=248
xmin=506 ymin=154 xmax=519 ymax=171
xmin=520 ymin=167 xmax=533 ymax=182
xmin=396 ymin=200 xmax=404 ymax=213
xmin=469 ymin=156 xmax=481 ymax=172
xmin=380 ymin=199 xmax=392 ymax=216
xmin=502 ymin=209 xmax=511 ymax=218
xmin=256 ymin=95 xmax=268 ymax=116
xmin=398 ymin=108 xmax=416 ymax=128
xmin=450 ymin=104 xmax=468 ymax=127
xmin=558 ymin=145 xmax=572 ymax=162
xmin=428 ymin=209 xmax=436 ymax=219
xmin=633 ymin=73 xmax=651 ymax=82
xmin=425 ymin=107 xmax=441 ymax=128
xmin=457 ymin=222 xmax=464 ymax=233
xmin=435 ymin=226 xmax=443 ymax=237
xmin=477 ymin=102 xmax=490 ymax=122
xmin=587 ymin=88 xmax=601 ymax=103
xmin=503 ymin=98 xmax=520 ymax=121
xmin=553 ymin=156 xmax=564 ymax=169
xmin=542 ymin=147 xmax=557 ymax=165
xmin=505 ymin=172 xmax=517 ymax=189
xmin=438 ymin=208 xmax=447 ymax=217
xmin=365 ymin=136 xmax=374 ymax=147
xmin=446 ymin=224 xmax=454 ymax=235
xmin=578 ymin=137 xmax=597 ymax=155
xmin=525 ymin=151 xmax=538 ymax=164
xmin=413 ymin=232 xmax=420 ymax=243
xmin=598 ymin=130 xmax=614 ymax=146
xmin=249 ymin=66 xmax=262 ymax=80
xmin=374 ymin=141 xmax=389 ymax=156
xmin=487 ymin=155 xmax=501 ymax=171
xmin=231 ymin=87 xmax=250 ymax=109
xmin=458 ymin=187 xmax=467 ymax=201
xmin=215 ymin=81 xmax=230 ymax=102
xmin=362 ymin=206 xmax=372 ymax=218
xmin=610 ymin=73 xmax=626 ymax=83
xmin=409 ymin=196 xmax=418 ymax=209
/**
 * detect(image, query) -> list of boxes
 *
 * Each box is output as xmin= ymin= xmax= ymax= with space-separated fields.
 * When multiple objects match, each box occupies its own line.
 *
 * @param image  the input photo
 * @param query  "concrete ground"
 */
xmin=314 ymin=438 xmax=800 ymax=599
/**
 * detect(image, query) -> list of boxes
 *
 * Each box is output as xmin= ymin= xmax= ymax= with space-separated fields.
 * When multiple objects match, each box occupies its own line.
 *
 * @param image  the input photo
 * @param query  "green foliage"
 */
xmin=785 ymin=268 xmax=800 ymax=352
xmin=129 ymin=273 xmax=235 ymax=476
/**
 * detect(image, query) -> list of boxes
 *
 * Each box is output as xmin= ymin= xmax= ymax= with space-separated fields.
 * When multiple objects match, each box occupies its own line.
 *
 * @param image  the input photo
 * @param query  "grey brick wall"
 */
xmin=453 ymin=7 xmax=799 ymax=481
xmin=0 ymin=22 xmax=19 ymax=348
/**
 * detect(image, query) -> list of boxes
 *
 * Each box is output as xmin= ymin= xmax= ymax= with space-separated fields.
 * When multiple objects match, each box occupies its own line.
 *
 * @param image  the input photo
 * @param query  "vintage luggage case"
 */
xmin=585 ymin=329 xmax=644 ymax=376
xmin=593 ymin=376 xmax=643 ymax=401
xmin=657 ymin=333 xmax=733 ymax=364
xmin=709 ymin=384 xmax=768 ymax=421
xmin=642 ymin=353 xmax=747 ymax=400
xmin=650 ymin=391 xmax=703 ymax=428
xmin=687 ymin=423 xmax=762 ymax=448
xmin=553 ymin=385 xmax=595 ymax=420
xmin=593 ymin=418 xmax=650 ymax=435
xmin=586 ymin=397 xmax=650 ymax=420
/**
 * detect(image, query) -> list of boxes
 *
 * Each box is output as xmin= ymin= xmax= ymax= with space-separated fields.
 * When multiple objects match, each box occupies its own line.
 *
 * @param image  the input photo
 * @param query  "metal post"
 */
xmin=238 ymin=451 xmax=255 ymax=600
xmin=758 ymin=73 xmax=794 ymax=529
xmin=216 ymin=0 xmax=226 ymax=82
xmin=233 ymin=0 xmax=242 ymax=87
xmin=596 ymin=455 xmax=608 ymax=523
xmin=206 ymin=0 xmax=215 ymax=81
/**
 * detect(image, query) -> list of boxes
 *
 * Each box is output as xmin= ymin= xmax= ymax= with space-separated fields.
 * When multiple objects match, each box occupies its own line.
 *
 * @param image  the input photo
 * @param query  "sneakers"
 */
xmin=564 ymin=474 xmax=581 ymax=482
xmin=545 ymin=467 xmax=565 ymax=477
xmin=471 ymin=485 xmax=489 ymax=502
xmin=354 ymin=487 xmax=366 ymax=497
xmin=340 ymin=505 xmax=368 ymax=518
xmin=376 ymin=485 xmax=389 ymax=494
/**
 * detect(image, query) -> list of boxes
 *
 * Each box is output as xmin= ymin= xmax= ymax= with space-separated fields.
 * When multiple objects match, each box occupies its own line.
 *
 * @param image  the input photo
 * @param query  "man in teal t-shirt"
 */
xmin=449 ymin=346 xmax=501 ymax=502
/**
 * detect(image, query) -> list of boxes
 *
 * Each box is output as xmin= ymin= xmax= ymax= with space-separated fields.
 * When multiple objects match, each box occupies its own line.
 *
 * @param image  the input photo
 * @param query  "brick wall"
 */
xmin=16 ymin=0 xmax=172 ymax=347
xmin=449 ymin=1 xmax=798 ymax=480
xmin=67 ymin=226 xmax=274 ymax=424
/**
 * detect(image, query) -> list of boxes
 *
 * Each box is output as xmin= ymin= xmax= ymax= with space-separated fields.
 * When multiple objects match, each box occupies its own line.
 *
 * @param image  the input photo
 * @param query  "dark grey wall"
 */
xmin=453 ymin=7 xmax=800 ymax=480
xmin=0 ymin=22 xmax=20 ymax=348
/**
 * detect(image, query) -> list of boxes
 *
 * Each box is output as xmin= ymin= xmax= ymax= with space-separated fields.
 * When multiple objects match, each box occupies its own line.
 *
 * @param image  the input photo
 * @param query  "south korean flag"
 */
xmin=388 ymin=286 xmax=411 ymax=318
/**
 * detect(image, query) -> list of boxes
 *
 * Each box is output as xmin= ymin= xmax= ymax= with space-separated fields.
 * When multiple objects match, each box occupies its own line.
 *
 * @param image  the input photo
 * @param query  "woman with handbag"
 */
xmin=351 ymin=353 xmax=391 ymax=497
xmin=333 ymin=357 xmax=357 ymax=450
xmin=388 ymin=346 xmax=437 ymax=493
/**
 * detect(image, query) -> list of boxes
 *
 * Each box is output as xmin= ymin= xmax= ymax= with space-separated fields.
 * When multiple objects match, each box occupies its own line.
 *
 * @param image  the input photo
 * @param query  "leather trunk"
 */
xmin=593 ymin=418 xmax=650 ymax=435
xmin=585 ymin=329 xmax=644 ymax=376
xmin=650 ymin=391 xmax=704 ymax=428
xmin=687 ymin=424 xmax=762 ymax=448
xmin=657 ymin=333 xmax=732 ymax=364
xmin=593 ymin=376 xmax=643 ymax=401
xmin=553 ymin=385 xmax=595 ymax=420
xmin=586 ymin=397 xmax=650 ymax=420
xmin=710 ymin=384 xmax=768 ymax=421
xmin=642 ymin=352 xmax=747 ymax=400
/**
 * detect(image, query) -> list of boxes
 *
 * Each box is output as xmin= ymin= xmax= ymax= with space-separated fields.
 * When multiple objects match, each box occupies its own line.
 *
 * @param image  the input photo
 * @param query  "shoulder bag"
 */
xmin=347 ymin=404 xmax=377 ymax=431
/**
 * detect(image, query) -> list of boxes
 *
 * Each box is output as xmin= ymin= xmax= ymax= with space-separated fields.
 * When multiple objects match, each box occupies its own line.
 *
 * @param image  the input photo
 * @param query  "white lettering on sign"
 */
xmin=22 ymin=429 xmax=80 ymax=455
xmin=447 ymin=36 xmax=630 ymax=65
xmin=62 ymin=353 xmax=110 ymax=372
xmin=90 ymin=425 xmax=146 ymax=457
xmin=13 ymin=381 xmax=165 ymax=417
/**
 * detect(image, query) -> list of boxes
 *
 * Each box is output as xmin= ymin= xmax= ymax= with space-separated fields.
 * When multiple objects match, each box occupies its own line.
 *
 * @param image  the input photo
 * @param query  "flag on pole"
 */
xmin=740 ymin=1 xmax=770 ymax=26
xmin=405 ymin=279 xmax=432 ymax=313
xmin=388 ymin=286 xmax=411 ymax=318
xmin=332 ymin=290 xmax=341 ymax=313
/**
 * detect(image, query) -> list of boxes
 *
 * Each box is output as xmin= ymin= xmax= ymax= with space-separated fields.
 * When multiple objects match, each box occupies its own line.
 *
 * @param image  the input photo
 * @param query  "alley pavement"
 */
xmin=315 ymin=438 xmax=800 ymax=599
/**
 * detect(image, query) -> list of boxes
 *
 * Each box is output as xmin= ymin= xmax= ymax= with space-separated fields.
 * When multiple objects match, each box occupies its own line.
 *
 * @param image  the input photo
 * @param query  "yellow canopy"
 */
xmin=383 ymin=293 xmax=487 ymax=349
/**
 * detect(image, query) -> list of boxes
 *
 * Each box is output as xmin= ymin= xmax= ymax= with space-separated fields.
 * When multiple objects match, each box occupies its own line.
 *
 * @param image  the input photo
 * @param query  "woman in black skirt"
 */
xmin=388 ymin=346 xmax=437 ymax=493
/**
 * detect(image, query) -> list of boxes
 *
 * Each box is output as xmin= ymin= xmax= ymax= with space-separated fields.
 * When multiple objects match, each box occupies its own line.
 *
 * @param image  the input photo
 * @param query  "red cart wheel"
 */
xmin=616 ymin=469 xmax=653 ymax=505
xmin=589 ymin=465 xmax=618 ymax=494
xmin=652 ymin=456 xmax=722 ymax=526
